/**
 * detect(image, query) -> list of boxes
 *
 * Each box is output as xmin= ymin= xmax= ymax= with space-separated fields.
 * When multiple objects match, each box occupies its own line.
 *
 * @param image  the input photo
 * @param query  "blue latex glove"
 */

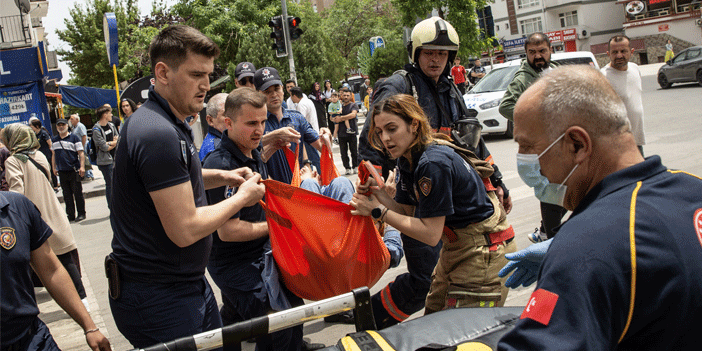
xmin=499 ymin=238 xmax=553 ymax=288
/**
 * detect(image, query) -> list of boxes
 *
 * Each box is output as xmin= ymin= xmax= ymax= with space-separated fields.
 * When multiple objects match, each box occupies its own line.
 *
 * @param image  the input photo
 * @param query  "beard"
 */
xmin=528 ymin=58 xmax=549 ymax=72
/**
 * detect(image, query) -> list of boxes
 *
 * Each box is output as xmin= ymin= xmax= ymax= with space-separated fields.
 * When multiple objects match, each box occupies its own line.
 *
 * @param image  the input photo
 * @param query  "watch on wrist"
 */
xmin=371 ymin=206 xmax=385 ymax=221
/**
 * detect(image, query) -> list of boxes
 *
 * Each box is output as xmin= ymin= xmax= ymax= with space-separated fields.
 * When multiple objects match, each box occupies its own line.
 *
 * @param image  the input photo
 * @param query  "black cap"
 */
xmin=254 ymin=67 xmax=282 ymax=92
xmin=56 ymin=118 xmax=68 ymax=125
xmin=234 ymin=62 xmax=256 ymax=80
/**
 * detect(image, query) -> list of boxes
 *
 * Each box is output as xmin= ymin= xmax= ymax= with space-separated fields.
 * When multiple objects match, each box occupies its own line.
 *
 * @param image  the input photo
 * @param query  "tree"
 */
xmin=367 ymin=37 xmax=409 ymax=83
xmin=56 ymin=0 xmax=146 ymax=88
xmin=390 ymin=0 xmax=496 ymax=60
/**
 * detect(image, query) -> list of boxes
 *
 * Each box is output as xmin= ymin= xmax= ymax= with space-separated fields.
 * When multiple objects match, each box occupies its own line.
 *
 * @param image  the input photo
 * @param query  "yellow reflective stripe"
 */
xmin=340 ymin=336 xmax=363 ymax=351
xmin=366 ymin=331 xmax=398 ymax=351
xmin=619 ymin=181 xmax=641 ymax=343
xmin=668 ymin=170 xmax=702 ymax=180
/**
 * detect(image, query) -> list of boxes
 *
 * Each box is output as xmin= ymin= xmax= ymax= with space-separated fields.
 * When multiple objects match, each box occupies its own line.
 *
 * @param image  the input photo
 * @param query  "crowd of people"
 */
xmin=1 ymin=14 xmax=701 ymax=351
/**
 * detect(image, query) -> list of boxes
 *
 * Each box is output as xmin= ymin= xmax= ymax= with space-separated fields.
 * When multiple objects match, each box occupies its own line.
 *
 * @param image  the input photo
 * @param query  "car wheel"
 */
xmin=658 ymin=73 xmax=671 ymax=89
xmin=697 ymin=69 xmax=702 ymax=87
xmin=504 ymin=120 xmax=514 ymax=138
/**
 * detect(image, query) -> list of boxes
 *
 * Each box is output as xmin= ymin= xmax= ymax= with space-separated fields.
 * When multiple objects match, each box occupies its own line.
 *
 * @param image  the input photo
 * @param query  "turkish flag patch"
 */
xmin=520 ymin=288 xmax=559 ymax=325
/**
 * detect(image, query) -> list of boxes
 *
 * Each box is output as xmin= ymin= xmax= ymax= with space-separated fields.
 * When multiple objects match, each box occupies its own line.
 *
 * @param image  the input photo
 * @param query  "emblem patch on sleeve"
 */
xmin=520 ymin=288 xmax=559 ymax=325
xmin=418 ymin=177 xmax=432 ymax=196
xmin=1 ymin=227 xmax=16 ymax=250
xmin=694 ymin=208 xmax=702 ymax=249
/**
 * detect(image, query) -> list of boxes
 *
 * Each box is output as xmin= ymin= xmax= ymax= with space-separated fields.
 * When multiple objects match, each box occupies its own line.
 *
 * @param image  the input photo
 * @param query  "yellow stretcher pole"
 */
xmin=113 ymin=64 xmax=121 ymax=120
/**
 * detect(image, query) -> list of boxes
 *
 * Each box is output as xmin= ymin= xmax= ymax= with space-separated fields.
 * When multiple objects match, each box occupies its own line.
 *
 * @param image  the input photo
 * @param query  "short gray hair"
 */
xmin=535 ymin=65 xmax=629 ymax=140
xmin=206 ymin=93 xmax=228 ymax=118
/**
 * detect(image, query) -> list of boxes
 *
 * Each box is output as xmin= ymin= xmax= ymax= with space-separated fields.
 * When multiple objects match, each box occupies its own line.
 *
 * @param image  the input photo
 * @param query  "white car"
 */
xmin=464 ymin=51 xmax=600 ymax=138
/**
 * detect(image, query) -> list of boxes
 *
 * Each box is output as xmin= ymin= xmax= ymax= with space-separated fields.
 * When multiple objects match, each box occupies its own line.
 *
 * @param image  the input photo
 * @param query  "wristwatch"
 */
xmin=371 ymin=205 xmax=386 ymax=221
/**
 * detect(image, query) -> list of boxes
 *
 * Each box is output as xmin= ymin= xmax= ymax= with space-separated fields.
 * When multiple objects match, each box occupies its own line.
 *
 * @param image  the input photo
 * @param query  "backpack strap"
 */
xmin=392 ymin=69 xmax=418 ymax=101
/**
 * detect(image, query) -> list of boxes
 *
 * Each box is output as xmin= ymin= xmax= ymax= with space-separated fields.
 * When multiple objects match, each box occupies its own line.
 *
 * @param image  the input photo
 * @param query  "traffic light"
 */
xmin=288 ymin=16 xmax=303 ymax=41
xmin=269 ymin=15 xmax=287 ymax=57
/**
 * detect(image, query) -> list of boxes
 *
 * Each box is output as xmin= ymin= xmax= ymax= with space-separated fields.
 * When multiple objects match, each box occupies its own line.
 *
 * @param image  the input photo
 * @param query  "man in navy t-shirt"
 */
xmin=0 ymin=192 xmax=110 ymax=351
xmin=51 ymin=118 xmax=86 ymax=222
xmin=107 ymin=25 xmax=265 ymax=348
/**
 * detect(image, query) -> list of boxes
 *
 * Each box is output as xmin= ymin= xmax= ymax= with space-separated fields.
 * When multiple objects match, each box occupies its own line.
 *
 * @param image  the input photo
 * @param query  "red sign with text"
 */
xmin=658 ymin=24 xmax=669 ymax=31
xmin=546 ymin=30 xmax=563 ymax=42
xmin=562 ymin=28 xmax=577 ymax=41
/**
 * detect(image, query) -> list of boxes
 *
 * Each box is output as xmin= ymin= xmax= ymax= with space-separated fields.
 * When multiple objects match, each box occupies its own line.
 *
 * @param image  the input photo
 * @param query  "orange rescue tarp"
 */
xmin=263 ymin=142 xmax=389 ymax=300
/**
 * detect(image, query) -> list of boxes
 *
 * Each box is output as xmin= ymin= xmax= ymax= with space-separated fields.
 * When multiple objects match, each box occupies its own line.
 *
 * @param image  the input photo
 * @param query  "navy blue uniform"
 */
xmin=203 ymin=132 xmax=304 ymax=351
xmin=358 ymin=64 xmax=506 ymax=328
xmin=109 ymin=87 xmax=220 ymax=347
xmin=499 ymin=156 xmax=702 ymax=350
xmin=0 ymin=192 xmax=59 ymax=351
xmin=264 ymin=108 xmax=320 ymax=184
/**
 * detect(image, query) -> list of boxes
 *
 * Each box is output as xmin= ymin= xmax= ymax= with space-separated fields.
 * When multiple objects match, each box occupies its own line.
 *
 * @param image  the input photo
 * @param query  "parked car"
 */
xmin=657 ymin=46 xmax=702 ymax=89
xmin=463 ymin=51 xmax=600 ymax=138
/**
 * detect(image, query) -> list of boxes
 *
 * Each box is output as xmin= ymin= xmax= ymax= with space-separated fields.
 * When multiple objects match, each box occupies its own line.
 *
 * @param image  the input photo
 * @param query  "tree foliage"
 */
xmin=390 ymin=0 xmax=496 ymax=60
xmin=367 ymin=37 xmax=408 ymax=83
xmin=56 ymin=0 xmax=169 ymax=88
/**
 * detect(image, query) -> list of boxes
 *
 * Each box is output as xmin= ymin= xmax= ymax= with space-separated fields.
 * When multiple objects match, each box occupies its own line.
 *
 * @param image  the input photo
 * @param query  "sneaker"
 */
xmin=353 ymin=167 xmax=358 ymax=174
xmin=81 ymin=298 xmax=91 ymax=312
xmin=527 ymin=228 xmax=548 ymax=243
xmin=75 ymin=214 xmax=86 ymax=222
xmin=346 ymin=128 xmax=356 ymax=135
xmin=302 ymin=340 xmax=326 ymax=351
xmin=333 ymin=138 xmax=339 ymax=145
xmin=345 ymin=169 xmax=352 ymax=175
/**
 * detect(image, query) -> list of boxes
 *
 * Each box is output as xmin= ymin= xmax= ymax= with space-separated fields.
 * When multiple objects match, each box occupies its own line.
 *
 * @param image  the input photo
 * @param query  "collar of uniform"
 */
xmin=207 ymin=126 xmax=223 ymax=140
xmin=147 ymin=86 xmax=194 ymax=135
xmin=397 ymin=147 xmax=426 ymax=175
xmin=220 ymin=130 xmax=261 ymax=166
xmin=0 ymin=192 xmax=9 ymax=209
xmin=406 ymin=63 xmax=451 ymax=93
xmin=571 ymin=156 xmax=666 ymax=216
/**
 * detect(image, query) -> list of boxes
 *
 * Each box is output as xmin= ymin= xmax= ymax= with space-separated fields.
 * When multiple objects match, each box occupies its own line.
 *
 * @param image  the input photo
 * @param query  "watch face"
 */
xmin=371 ymin=207 xmax=382 ymax=219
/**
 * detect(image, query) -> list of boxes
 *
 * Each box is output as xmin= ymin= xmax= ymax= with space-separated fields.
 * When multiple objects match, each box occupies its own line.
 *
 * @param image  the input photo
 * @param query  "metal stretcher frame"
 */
xmin=130 ymin=287 xmax=376 ymax=351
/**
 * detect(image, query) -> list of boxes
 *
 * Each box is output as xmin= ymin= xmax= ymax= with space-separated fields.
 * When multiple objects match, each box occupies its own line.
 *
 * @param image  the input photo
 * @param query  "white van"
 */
xmin=464 ymin=51 xmax=599 ymax=137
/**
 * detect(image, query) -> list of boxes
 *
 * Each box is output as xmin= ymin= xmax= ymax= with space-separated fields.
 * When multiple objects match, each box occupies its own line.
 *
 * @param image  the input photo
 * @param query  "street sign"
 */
xmin=369 ymin=36 xmax=385 ymax=56
xmin=103 ymin=13 xmax=119 ymax=66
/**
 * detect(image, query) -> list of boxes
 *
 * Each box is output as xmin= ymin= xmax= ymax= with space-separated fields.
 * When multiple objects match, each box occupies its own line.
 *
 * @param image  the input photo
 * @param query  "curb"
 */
xmin=57 ymin=185 xmax=106 ymax=203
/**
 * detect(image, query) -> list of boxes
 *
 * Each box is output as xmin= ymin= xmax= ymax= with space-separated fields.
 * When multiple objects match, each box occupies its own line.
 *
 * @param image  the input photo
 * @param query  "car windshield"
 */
xmin=469 ymin=66 xmax=520 ymax=93
xmin=553 ymin=57 xmax=595 ymax=66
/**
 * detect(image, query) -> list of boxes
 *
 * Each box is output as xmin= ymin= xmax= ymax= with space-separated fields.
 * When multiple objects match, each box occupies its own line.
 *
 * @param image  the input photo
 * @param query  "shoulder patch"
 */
xmin=418 ymin=176 xmax=432 ymax=197
xmin=520 ymin=288 xmax=559 ymax=325
xmin=1 ymin=227 xmax=16 ymax=250
xmin=695 ymin=208 xmax=702 ymax=249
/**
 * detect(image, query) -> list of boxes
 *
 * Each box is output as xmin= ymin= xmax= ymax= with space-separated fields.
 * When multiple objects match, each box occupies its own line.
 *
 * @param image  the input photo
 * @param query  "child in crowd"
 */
xmin=328 ymin=92 xmax=350 ymax=144
xmin=363 ymin=87 xmax=373 ymax=111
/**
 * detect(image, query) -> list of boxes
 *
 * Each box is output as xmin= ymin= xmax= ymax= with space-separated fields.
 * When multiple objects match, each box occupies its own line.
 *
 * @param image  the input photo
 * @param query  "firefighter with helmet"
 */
xmin=355 ymin=16 xmax=513 ymax=329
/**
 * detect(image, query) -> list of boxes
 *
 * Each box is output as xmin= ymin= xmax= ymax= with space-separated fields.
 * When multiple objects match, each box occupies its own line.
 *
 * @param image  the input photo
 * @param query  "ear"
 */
xmin=565 ymin=126 xmax=591 ymax=164
xmin=154 ymin=61 xmax=170 ymax=86
xmin=411 ymin=120 xmax=419 ymax=133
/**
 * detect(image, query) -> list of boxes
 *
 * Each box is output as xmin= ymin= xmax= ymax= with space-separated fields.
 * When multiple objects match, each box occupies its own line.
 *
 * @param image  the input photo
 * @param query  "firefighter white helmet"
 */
xmin=407 ymin=17 xmax=460 ymax=64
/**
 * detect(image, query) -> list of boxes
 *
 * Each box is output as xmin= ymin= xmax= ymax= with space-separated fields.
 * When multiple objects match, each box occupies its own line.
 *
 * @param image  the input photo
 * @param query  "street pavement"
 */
xmin=38 ymin=62 xmax=702 ymax=350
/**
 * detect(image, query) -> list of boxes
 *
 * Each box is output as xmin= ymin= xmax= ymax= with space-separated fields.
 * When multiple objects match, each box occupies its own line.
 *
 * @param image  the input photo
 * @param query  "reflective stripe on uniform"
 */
xmin=380 ymin=284 xmax=410 ymax=322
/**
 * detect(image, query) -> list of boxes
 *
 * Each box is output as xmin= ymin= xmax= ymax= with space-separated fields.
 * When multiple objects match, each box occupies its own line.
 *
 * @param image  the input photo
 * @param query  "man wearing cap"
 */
xmin=199 ymin=93 xmax=228 ymax=162
xmin=255 ymin=67 xmax=330 ymax=183
xmin=234 ymin=62 xmax=256 ymax=89
xmin=70 ymin=114 xmax=94 ymax=181
xmin=51 ymin=118 xmax=86 ymax=222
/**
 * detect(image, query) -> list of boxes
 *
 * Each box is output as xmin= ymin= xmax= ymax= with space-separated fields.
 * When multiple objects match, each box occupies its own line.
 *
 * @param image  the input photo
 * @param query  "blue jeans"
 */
xmin=98 ymin=164 xmax=113 ymax=211
xmin=300 ymin=177 xmax=354 ymax=204
xmin=109 ymin=276 xmax=222 ymax=349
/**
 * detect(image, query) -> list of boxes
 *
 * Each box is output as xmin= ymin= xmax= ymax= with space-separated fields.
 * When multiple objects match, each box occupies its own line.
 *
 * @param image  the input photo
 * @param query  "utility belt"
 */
xmin=442 ymin=225 xmax=515 ymax=251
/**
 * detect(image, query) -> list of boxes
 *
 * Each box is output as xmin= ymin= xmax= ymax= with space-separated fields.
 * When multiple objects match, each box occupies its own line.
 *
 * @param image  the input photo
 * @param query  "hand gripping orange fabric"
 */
xmin=318 ymin=134 xmax=340 ymax=186
xmin=261 ymin=179 xmax=390 ymax=300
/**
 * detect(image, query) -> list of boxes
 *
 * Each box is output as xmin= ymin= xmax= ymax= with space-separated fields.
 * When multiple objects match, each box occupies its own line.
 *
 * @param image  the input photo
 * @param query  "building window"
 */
xmin=506 ymin=23 xmax=509 ymax=29
xmin=559 ymin=11 xmax=578 ymax=27
xmin=496 ymin=24 xmax=501 ymax=31
xmin=520 ymin=17 xmax=543 ymax=35
xmin=518 ymin=0 xmax=540 ymax=9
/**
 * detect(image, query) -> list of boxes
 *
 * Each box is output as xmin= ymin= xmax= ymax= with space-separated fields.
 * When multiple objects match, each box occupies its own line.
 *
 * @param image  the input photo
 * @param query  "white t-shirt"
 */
xmin=293 ymin=95 xmax=319 ymax=131
xmin=286 ymin=97 xmax=297 ymax=111
xmin=601 ymin=62 xmax=645 ymax=145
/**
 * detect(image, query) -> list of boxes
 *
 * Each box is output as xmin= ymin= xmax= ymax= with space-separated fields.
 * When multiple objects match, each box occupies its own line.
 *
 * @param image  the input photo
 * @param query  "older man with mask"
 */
xmin=199 ymin=93 xmax=229 ymax=161
xmin=601 ymin=35 xmax=645 ymax=157
xmin=499 ymin=32 xmax=564 ymax=244
xmin=497 ymin=65 xmax=702 ymax=350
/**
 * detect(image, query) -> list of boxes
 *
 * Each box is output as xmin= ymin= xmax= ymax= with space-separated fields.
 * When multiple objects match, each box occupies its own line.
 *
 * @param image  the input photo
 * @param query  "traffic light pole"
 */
xmin=281 ymin=0 xmax=297 ymax=84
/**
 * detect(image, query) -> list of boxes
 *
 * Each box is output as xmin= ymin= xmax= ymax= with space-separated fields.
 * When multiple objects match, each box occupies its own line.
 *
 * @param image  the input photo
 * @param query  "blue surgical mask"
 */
xmin=517 ymin=133 xmax=579 ymax=207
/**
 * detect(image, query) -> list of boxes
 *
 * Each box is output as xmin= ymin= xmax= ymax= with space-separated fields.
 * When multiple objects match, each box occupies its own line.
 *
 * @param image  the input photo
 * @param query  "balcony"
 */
xmin=626 ymin=1 xmax=701 ymax=22
xmin=1 ymin=15 xmax=32 ymax=49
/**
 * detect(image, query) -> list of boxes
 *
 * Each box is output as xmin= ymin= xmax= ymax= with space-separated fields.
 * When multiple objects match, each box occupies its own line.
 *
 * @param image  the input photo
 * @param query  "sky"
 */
xmin=43 ymin=0 xmax=172 ymax=83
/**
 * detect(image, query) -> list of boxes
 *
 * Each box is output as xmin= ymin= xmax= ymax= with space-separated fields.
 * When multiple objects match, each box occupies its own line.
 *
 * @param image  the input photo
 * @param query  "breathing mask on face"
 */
xmin=516 ymin=133 xmax=578 ymax=207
